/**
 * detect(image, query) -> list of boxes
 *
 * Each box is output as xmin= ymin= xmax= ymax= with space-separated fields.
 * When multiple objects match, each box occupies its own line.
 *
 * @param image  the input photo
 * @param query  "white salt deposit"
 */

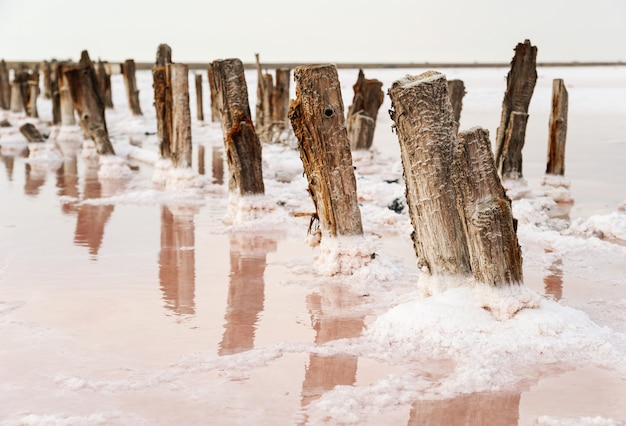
xmin=97 ymin=154 xmax=133 ymax=181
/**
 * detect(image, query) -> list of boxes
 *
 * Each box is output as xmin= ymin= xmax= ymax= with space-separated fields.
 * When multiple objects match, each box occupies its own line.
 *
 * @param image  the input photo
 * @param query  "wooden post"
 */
xmin=207 ymin=64 xmax=220 ymax=122
xmin=255 ymin=55 xmax=292 ymax=142
xmin=210 ymin=58 xmax=264 ymax=195
xmin=271 ymin=68 xmax=290 ymax=124
xmin=495 ymin=39 xmax=537 ymax=179
xmin=198 ymin=144 xmax=205 ymax=175
xmin=388 ymin=71 xmax=470 ymax=277
xmin=41 ymin=60 xmax=52 ymax=99
xmin=9 ymin=80 xmax=23 ymax=113
xmin=346 ymin=69 xmax=384 ymax=150
xmin=50 ymin=62 xmax=61 ymax=124
xmin=57 ymin=63 xmax=76 ymax=126
xmin=153 ymin=44 xmax=173 ymax=159
xmin=64 ymin=51 xmax=115 ymax=155
xmin=447 ymin=79 xmax=465 ymax=133
xmin=194 ymin=73 xmax=204 ymax=121
xmin=26 ymin=71 xmax=39 ymax=118
xmin=0 ymin=60 xmax=10 ymax=110
xmin=122 ymin=59 xmax=142 ymax=115
xmin=390 ymin=71 xmax=523 ymax=286
xmin=455 ymin=127 xmax=523 ymax=285
xmin=288 ymin=64 xmax=363 ymax=239
xmin=96 ymin=60 xmax=114 ymax=108
xmin=546 ymin=79 xmax=568 ymax=176
xmin=167 ymin=63 xmax=192 ymax=168
xmin=19 ymin=123 xmax=44 ymax=142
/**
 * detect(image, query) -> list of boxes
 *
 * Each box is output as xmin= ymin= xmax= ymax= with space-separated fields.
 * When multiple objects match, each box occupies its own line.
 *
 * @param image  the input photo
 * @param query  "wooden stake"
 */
xmin=455 ymin=127 xmax=523 ymax=285
xmin=207 ymin=64 xmax=220 ymax=122
xmin=152 ymin=44 xmax=173 ymax=159
xmin=194 ymin=73 xmax=204 ymax=121
xmin=495 ymin=40 xmax=537 ymax=179
xmin=122 ymin=59 xmax=142 ymax=115
xmin=19 ymin=123 xmax=44 ymax=142
xmin=210 ymin=58 xmax=264 ymax=195
xmin=26 ymin=71 xmax=39 ymax=118
xmin=0 ymin=60 xmax=10 ymax=110
xmin=64 ymin=51 xmax=115 ymax=155
xmin=346 ymin=69 xmax=384 ymax=150
xmin=388 ymin=71 xmax=470 ymax=276
xmin=96 ymin=60 xmax=114 ymax=108
xmin=57 ymin=63 xmax=76 ymax=126
xmin=155 ymin=44 xmax=172 ymax=66
xmin=447 ymin=79 xmax=465 ymax=133
xmin=9 ymin=81 xmax=23 ymax=113
xmin=546 ymin=79 xmax=568 ymax=175
xmin=50 ymin=62 xmax=61 ymax=124
xmin=167 ymin=63 xmax=192 ymax=168
xmin=289 ymin=64 xmax=363 ymax=238
xmin=41 ymin=60 xmax=52 ymax=99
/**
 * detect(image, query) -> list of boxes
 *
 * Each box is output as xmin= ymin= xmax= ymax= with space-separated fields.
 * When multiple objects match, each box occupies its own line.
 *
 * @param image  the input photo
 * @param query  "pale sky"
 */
xmin=1 ymin=0 xmax=625 ymax=64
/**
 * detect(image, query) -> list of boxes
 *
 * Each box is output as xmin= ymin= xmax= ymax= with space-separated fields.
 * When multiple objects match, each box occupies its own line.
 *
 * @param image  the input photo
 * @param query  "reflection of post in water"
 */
xmin=218 ymin=233 xmax=277 ymax=355
xmin=159 ymin=205 xmax=196 ymax=316
xmin=301 ymin=286 xmax=364 ymax=408
xmin=24 ymin=163 xmax=47 ymax=196
xmin=198 ymin=145 xmax=205 ymax=175
xmin=409 ymin=391 xmax=521 ymax=426
xmin=56 ymin=152 xmax=79 ymax=215
xmin=74 ymin=164 xmax=114 ymax=258
xmin=544 ymin=249 xmax=563 ymax=301
xmin=1 ymin=153 xmax=17 ymax=181
xmin=212 ymin=146 xmax=224 ymax=185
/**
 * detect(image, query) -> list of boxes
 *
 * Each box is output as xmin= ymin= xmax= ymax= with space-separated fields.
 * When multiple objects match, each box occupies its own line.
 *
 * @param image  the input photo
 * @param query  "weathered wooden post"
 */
xmin=10 ymin=71 xmax=29 ymax=113
xmin=41 ymin=60 xmax=52 ymax=99
xmin=57 ymin=63 xmax=76 ymax=126
xmin=122 ymin=59 xmax=142 ymax=115
xmin=455 ymin=127 xmax=523 ymax=285
xmin=26 ymin=71 xmax=39 ymax=118
xmin=271 ymin=68 xmax=290 ymax=124
xmin=289 ymin=64 xmax=363 ymax=240
xmin=96 ymin=60 xmax=114 ymax=108
xmin=447 ymin=79 xmax=465 ymax=133
xmin=546 ymin=79 xmax=568 ymax=176
xmin=167 ymin=63 xmax=192 ymax=168
xmin=0 ymin=60 xmax=10 ymax=110
xmin=198 ymin=144 xmax=205 ymax=175
xmin=389 ymin=71 xmax=523 ymax=287
xmin=50 ymin=62 xmax=61 ymax=124
xmin=153 ymin=44 xmax=173 ymax=159
xmin=346 ymin=69 xmax=384 ymax=150
xmin=19 ymin=123 xmax=44 ymax=142
xmin=254 ymin=54 xmax=291 ymax=142
xmin=210 ymin=58 xmax=264 ymax=195
xmin=207 ymin=64 xmax=220 ymax=122
xmin=495 ymin=39 xmax=537 ymax=179
xmin=389 ymin=71 xmax=471 ymax=277
xmin=64 ymin=51 xmax=115 ymax=155
xmin=194 ymin=73 xmax=204 ymax=121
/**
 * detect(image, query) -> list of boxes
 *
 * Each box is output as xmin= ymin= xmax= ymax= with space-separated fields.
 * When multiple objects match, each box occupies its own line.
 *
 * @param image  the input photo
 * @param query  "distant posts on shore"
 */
xmin=289 ymin=64 xmax=363 ymax=240
xmin=546 ymin=79 xmax=568 ymax=176
xmin=389 ymin=71 xmax=522 ymax=286
xmin=495 ymin=39 xmax=537 ymax=180
xmin=153 ymin=43 xmax=173 ymax=159
xmin=254 ymin=54 xmax=291 ymax=143
xmin=168 ymin=63 xmax=192 ymax=168
xmin=210 ymin=58 xmax=264 ymax=196
xmin=64 ymin=50 xmax=115 ymax=155
xmin=122 ymin=59 xmax=142 ymax=115
xmin=346 ymin=69 xmax=384 ymax=150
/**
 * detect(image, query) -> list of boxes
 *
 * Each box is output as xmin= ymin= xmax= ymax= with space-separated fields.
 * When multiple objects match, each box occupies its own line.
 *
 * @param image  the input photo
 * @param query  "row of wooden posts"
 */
xmin=2 ymin=39 xmax=568 ymax=287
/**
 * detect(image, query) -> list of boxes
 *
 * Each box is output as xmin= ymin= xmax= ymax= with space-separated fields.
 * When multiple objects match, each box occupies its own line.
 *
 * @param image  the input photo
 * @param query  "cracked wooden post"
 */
xmin=194 ymin=73 xmax=204 ymax=122
xmin=447 ymin=79 xmax=465 ymax=134
xmin=546 ymin=79 xmax=568 ymax=176
xmin=207 ymin=64 xmax=220 ymax=122
xmin=50 ymin=62 xmax=61 ymax=124
xmin=26 ymin=70 xmax=39 ymax=118
xmin=10 ymin=70 xmax=29 ymax=113
xmin=495 ymin=39 xmax=537 ymax=179
xmin=0 ymin=60 xmax=10 ymax=110
xmin=288 ymin=64 xmax=363 ymax=240
xmin=122 ymin=59 xmax=142 ymax=115
xmin=210 ymin=58 xmax=264 ymax=195
xmin=153 ymin=44 xmax=173 ymax=159
xmin=346 ymin=69 xmax=384 ymax=150
xmin=388 ymin=71 xmax=470 ymax=277
xmin=390 ymin=71 xmax=523 ymax=287
xmin=254 ymin=55 xmax=291 ymax=142
xmin=64 ymin=51 xmax=115 ymax=155
xmin=167 ymin=63 xmax=192 ymax=168
xmin=455 ymin=127 xmax=523 ymax=285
